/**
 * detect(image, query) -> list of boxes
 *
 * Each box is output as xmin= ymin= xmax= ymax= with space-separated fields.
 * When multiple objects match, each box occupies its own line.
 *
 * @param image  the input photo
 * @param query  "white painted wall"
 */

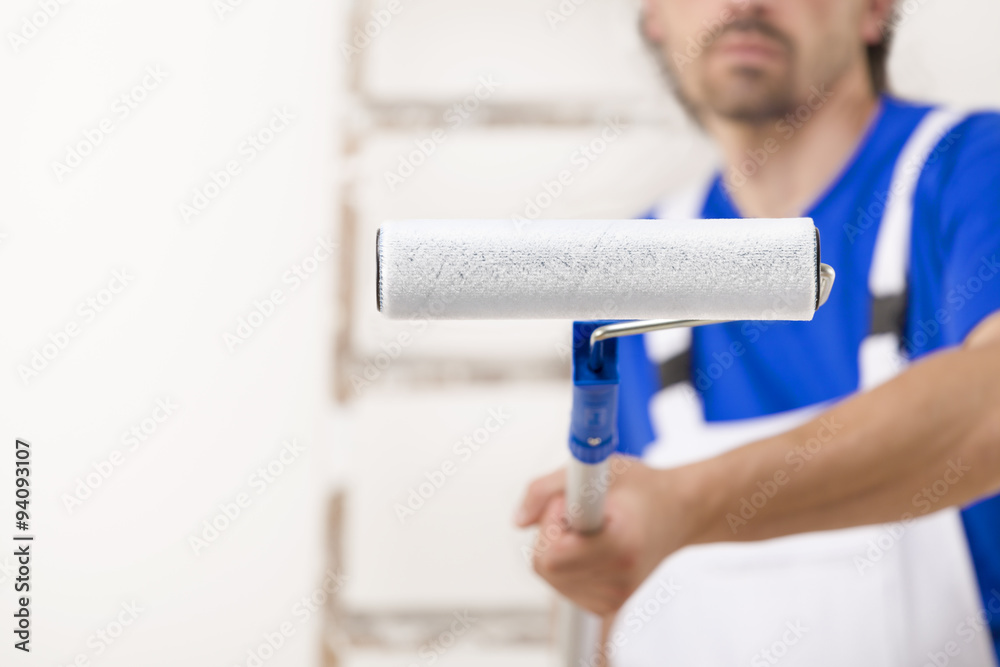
xmin=2 ymin=0 xmax=341 ymax=665
xmin=2 ymin=0 xmax=998 ymax=665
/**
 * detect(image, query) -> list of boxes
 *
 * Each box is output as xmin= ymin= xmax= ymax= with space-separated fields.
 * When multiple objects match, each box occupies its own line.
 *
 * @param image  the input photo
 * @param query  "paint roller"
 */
xmin=376 ymin=217 xmax=835 ymax=665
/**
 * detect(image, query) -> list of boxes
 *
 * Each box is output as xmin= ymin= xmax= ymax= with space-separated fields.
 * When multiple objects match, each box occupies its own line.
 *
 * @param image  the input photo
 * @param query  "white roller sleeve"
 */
xmin=377 ymin=218 xmax=819 ymax=321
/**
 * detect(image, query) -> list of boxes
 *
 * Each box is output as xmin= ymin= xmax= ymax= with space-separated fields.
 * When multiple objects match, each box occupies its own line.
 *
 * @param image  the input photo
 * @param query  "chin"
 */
xmin=702 ymin=69 xmax=796 ymax=122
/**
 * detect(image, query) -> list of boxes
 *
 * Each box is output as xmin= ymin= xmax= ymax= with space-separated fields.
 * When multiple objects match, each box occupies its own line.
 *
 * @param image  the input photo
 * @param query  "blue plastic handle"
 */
xmin=569 ymin=321 xmax=620 ymax=464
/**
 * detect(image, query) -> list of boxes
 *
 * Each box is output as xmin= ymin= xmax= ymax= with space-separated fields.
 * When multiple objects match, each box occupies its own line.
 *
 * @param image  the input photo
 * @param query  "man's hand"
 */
xmin=514 ymin=456 xmax=697 ymax=616
xmin=514 ymin=312 xmax=1000 ymax=617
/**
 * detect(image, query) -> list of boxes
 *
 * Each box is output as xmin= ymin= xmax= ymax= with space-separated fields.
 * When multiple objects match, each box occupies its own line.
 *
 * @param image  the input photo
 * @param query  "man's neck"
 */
xmin=705 ymin=70 xmax=880 ymax=219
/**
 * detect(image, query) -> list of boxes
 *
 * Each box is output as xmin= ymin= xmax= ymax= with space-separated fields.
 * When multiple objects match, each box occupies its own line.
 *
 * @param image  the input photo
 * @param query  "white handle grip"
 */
xmin=567 ymin=458 xmax=609 ymax=533
xmin=559 ymin=457 xmax=610 ymax=667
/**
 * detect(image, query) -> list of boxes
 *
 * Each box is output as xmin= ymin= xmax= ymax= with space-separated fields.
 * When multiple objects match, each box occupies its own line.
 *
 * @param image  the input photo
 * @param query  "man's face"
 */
xmin=644 ymin=0 xmax=875 ymax=123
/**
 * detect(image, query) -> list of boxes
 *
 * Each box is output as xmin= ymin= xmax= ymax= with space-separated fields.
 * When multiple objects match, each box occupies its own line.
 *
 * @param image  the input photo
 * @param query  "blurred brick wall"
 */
xmin=327 ymin=0 xmax=1000 ymax=664
xmin=328 ymin=2 xmax=712 ymax=664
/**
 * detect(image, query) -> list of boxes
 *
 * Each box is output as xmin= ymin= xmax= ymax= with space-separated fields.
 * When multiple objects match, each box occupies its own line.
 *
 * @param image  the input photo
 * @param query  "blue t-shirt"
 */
xmin=617 ymin=96 xmax=1000 ymax=657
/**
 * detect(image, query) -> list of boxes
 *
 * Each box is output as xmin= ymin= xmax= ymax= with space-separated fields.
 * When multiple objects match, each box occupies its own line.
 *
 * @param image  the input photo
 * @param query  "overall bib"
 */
xmin=610 ymin=109 xmax=996 ymax=667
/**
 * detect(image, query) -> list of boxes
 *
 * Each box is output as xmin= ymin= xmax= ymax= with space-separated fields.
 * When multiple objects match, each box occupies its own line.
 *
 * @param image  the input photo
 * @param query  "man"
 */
xmin=516 ymin=1 xmax=1000 ymax=664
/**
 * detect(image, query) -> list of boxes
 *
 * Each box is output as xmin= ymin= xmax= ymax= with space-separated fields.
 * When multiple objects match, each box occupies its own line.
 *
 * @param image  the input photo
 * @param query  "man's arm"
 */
xmin=686 ymin=310 xmax=1000 ymax=543
xmin=516 ymin=311 xmax=1000 ymax=616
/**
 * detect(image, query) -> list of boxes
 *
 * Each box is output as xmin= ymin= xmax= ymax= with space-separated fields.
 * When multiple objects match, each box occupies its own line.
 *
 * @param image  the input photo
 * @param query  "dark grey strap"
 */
xmin=654 ymin=294 xmax=906 ymax=390
xmin=871 ymin=292 xmax=907 ymax=337
xmin=658 ymin=349 xmax=691 ymax=389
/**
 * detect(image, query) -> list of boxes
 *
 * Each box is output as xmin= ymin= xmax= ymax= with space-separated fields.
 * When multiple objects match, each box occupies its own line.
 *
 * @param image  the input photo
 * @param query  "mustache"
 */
xmin=712 ymin=16 xmax=795 ymax=53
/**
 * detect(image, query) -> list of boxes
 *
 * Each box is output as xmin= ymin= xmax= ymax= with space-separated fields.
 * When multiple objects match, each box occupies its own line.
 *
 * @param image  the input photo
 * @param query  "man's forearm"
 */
xmin=678 ymin=335 xmax=1000 ymax=546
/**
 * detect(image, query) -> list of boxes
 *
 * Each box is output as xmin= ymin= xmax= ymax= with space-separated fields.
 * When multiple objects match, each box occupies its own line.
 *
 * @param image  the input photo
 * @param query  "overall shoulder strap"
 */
xmin=869 ymin=108 xmax=968 ymax=299
xmin=861 ymin=108 xmax=968 ymax=387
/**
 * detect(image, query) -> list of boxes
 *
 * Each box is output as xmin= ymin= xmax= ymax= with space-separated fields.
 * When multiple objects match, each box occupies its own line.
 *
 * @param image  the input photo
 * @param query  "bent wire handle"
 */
xmin=585 ymin=263 xmax=837 ymax=356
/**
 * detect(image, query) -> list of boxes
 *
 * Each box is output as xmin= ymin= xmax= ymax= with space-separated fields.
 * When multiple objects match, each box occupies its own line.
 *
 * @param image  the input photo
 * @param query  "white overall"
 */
xmin=610 ymin=110 xmax=997 ymax=667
